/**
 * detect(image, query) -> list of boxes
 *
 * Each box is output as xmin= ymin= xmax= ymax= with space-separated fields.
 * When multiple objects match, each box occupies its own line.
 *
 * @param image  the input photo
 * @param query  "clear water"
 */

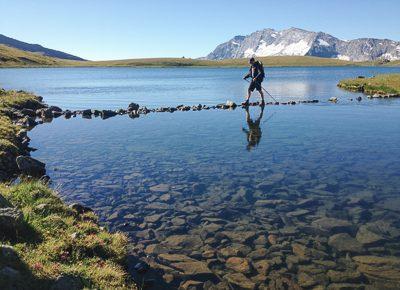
xmin=1 ymin=66 xmax=400 ymax=109
xmin=2 ymin=67 xmax=400 ymax=289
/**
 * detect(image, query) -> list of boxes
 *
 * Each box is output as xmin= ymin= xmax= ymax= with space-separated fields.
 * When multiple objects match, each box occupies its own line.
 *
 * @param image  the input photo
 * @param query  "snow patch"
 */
xmin=396 ymin=46 xmax=400 ymax=51
xmin=271 ymin=33 xmax=277 ymax=38
xmin=338 ymin=55 xmax=350 ymax=61
xmin=318 ymin=39 xmax=330 ymax=47
xmin=231 ymin=41 xmax=240 ymax=46
xmin=381 ymin=53 xmax=399 ymax=61
xmin=255 ymin=40 xmax=311 ymax=56
xmin=244 ymin=48 xmax=255 ymax=57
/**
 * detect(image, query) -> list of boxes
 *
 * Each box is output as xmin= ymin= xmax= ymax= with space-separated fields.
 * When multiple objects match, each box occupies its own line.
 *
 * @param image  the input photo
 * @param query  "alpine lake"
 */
xmin=1 ymin=66 xmax=400 ymax=289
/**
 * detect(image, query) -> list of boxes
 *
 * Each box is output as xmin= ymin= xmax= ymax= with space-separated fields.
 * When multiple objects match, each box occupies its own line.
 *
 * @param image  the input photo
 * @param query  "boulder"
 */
xmin=353 ymin=255 xmax=400 ymax=284
xmin=329 ymin=97 xmax=338 ymax=103
xmin=100 ymin=110 xmax=117 ymax=119
xmin=0 ymin=194 xmax=12 ymax=208
xmin=128 ymin=103 xmax=140 ymax=111
xmin=81 ymin=109 xmax=92 ymax=117
xmin=20 ymin=108 xmax=36 ymax=117
xmin=16 ymin=156 xmax=46 ymax=177
xmin=0 ymin=207 xmax=24 ymax=232
xmin=0 ymin=245 xmax=19 ymax=262
xmin=49 ymin=106 xmax=62 ymax=112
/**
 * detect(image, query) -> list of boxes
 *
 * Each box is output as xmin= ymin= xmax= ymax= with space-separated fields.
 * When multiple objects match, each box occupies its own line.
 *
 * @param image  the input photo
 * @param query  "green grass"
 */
xmin=0 ymin=89 xmax=136 ymax=289
xmin=0 ymin=181 xmax=135 ymax=289
xmin=338 ymin=74 xmax=400 ymax=95
xmin=1 ymin=44 xmax=400 ymax=68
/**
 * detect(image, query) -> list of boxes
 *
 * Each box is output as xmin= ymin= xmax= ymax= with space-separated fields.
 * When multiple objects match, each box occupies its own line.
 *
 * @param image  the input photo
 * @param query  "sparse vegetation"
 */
xmin=338 ymin=74 xmax=400 ymax=95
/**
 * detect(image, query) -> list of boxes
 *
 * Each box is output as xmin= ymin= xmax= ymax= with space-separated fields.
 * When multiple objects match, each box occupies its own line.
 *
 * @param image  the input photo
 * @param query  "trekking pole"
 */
xmin=244 ymin=79 xmax=278 ymax=103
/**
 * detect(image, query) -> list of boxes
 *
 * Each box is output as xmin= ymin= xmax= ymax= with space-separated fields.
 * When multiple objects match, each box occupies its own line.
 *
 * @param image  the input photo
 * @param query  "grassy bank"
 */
xmin=1 ymin=44 xmax=399 ymax=68
xmin=0 ymin=89 xmax=136 ymax=289
xmin=338 ymin=74 xmax=400 ymax=95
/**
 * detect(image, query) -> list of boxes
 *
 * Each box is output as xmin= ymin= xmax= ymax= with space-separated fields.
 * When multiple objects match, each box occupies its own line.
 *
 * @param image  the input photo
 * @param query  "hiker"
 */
xmin=243 ymin=57 xmax=265 ymax=106
xmin=242 ymin=104 xmax=264 ymax=151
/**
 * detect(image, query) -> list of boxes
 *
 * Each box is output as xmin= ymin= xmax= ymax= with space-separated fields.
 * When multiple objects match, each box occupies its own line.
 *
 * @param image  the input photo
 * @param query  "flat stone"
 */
xmin=226 ymin=257 xmax=252 ymax=274
xmin=223 ymin=273 xmax=256 ymax=290
xmin=221 ymin=231 xmax=256 ymax=243
xmin=311 ymin=217 xmax=353 ymax=234
xmin=353 ymin=255 xmax=400 ymax=283
xmin=144 ymin=214 xmax=163 ymax=223
xmin=158 ymin=253 xmax=196 ymax=263
xmin=327 ymin=283 xmax=366 ymax=290
xmin=328 ymin=233 xmax=364 ymax=253
xmin=170 ymin=261 xmax=212 ymax=279
xmin=150 ymin=183 xmax=170 ymax=193
xmin=327 ymin=270 xmax=363 ymax=283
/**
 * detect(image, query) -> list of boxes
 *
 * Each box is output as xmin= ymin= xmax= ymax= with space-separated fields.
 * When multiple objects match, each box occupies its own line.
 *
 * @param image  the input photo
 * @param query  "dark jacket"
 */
xmin=244 ymin=61 xmax=264 ymax=81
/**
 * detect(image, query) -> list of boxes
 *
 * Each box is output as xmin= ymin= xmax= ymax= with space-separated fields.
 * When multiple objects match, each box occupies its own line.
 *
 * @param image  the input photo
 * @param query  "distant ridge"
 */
xmin=206 ymin=27 xmax=400 ymax=62
xmin=0 ymin=34 xmax=85 ymax=61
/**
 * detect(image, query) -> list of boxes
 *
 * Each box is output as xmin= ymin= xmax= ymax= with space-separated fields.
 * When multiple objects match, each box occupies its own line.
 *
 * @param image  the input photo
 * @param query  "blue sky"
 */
xmin=1 ymin=0 xmax=399 ymax=60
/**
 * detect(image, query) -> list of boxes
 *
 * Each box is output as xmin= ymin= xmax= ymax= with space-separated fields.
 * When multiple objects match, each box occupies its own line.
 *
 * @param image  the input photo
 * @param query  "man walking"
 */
xmin=243 ymin=57 xmax=265 ymax=106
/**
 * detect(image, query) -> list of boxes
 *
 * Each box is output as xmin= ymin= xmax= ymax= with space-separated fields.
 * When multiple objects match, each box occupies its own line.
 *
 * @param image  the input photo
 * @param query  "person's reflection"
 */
xmin=242 ymin=105 xmax=264 ymax=151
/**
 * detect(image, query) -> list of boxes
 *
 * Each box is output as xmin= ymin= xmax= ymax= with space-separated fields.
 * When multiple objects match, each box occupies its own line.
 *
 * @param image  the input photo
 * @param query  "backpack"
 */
xmin=258 ymin=61 xmax=265 ymax=80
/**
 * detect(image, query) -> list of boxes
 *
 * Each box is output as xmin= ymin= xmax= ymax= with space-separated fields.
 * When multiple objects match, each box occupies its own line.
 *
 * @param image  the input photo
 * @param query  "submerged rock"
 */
xmin=223 ymin=272 xmax=256 ymax=289
xmin=328 ymin=233 xmax=364 ymax=253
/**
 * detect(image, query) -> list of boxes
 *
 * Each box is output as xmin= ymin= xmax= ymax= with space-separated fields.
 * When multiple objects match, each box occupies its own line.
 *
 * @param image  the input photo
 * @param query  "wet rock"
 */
xmin=81 ymin=109 xmax=92 ymax=117
xmin=311 ymin=217 xmax=353 ymax=234
xmin=51 ymin=274 xmax=83 ymax=290
xmin=356 ymin=221 xmax=399 ymax=246
xmin=356 ymin=96 xmax=362 ymax=101
xmin=221 ymin=231 xmax=256 ymax=244
xmin=163 ymin=235 xmax=203 ymax=249
xmin=37 ymin=108 xmax=53 ymax=119
xmin=268 ymin=234 xmax=278 ymax=245
xmin=353 ymin=255 xmax=400 ymax=284
xmin=16 ymin=155 xmax=46 ymax=177
xmin=219 ymin=245 xmax=252 ymax=258
xmin=226 ymin=257 xmax=252 ymax=274
xmin=326 ymin=283 xmax=366 ymax=290
xmin=298 ymin=272 xmax=317 ymax=288
xmin=128 ymin=103 xmax=140 ymax=111
xmin=144 ymin=214 xmax=163 ymax=223
xmin=170 ymin=260 xmax=212 ymax=279
xmin=100 ymin=110 xmax=117 ymax=119
xmin=226 ymin=100 xmax=237 ymax=108
xmin=329 ymin=97 xmax=338 ymax=103
xmin=248 ymin=248 xmax=268 ymax=260
xmin=64 ymin=110 xmax=72 ymax=118
xmin=180 ymin=280 xmax=203 ymax=290
xmin=253 ymin=260 xmax=270 ymax=275
xmin=328 ymin=233 xmax=363 ymax=253
xmin=223 ymin=273 xmax=256 ymax=289
xmin=327 ymin=270 xmax=363 ymax=283
xmin=150 ymin=183 xmax=170 ymax=193
xmin=68 ymin=203 xmax=93 ymax=214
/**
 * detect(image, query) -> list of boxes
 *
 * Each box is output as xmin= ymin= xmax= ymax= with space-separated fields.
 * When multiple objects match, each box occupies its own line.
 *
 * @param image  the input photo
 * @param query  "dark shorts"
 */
xmin=249 ymin=80 xmax=262 ymax=92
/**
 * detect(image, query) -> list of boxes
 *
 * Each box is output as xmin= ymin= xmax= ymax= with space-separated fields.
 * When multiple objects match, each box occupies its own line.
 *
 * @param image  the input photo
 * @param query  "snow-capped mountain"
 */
xmin=206 ymin=28 xmax=400 ymax=62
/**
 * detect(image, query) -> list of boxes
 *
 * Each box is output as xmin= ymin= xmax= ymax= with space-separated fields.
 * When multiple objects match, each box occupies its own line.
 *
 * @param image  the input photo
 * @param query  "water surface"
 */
xmin=2 ymin=67 xmax=400 ymax=289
